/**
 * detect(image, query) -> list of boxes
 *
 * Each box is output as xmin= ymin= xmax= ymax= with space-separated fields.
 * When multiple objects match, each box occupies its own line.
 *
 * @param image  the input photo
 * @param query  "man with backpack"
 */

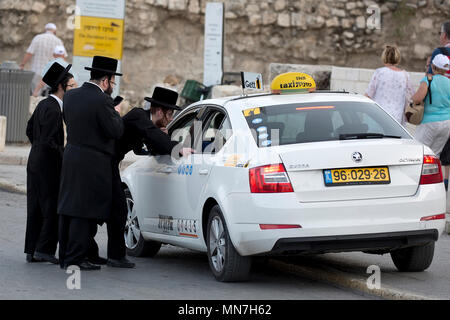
xmin=427 ymin=21 xmax=450 ymax=191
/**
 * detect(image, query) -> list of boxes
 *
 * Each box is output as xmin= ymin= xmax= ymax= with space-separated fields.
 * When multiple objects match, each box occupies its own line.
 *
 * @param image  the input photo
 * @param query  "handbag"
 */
xmin=405 ymin=75 xmax=433 ymax=125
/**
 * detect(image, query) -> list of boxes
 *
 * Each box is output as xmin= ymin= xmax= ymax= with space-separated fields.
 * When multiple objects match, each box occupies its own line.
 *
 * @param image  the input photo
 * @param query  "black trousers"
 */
xmin=58 ymin=215 xmax=97 ymax=267
xmin=24 ymin=178 xmax=58 ymax=255
xmin=106 ymin=165 xmax=127 ymax=260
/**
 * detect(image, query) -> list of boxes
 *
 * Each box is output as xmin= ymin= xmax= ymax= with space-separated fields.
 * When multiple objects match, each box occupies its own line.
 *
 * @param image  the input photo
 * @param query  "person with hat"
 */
xmin=57 ymin=56 xmax=124 ymax=271
xmin=412 ymin=54 xmax=450 ymax=166
xmin=102 ymin=87 xmax=193 ymax=268
xmin=24 ymin=62 xmax=75 ymax=263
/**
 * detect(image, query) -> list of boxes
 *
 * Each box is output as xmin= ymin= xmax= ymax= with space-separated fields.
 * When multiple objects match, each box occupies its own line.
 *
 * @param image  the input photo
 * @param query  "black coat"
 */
xmin=26 ymin=95 xmax=64 ymax=217
xmin=115 ymin=108 xmax=180 ymax=162
xmin=57 ymin=82 xmax=123 ymax=221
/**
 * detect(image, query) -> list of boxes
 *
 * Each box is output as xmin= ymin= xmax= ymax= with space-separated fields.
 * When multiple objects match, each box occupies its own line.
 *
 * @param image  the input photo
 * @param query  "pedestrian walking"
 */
xmin=57 ymin=56 xmax=123 ymax=271
xmin=427 ymin=21 xmax=450 ymax=77
xmin=25 ymin=62 xmax=74 ymax=263
xmin=412 ymin=54 xmax=450 ymax=160
xmin=427 ymin=21 xmax=450 ymax=189
xmin=365 ymin=45 xmax=415 ymax=125
xmin=20 ymin=23 xmax=67 ymax=95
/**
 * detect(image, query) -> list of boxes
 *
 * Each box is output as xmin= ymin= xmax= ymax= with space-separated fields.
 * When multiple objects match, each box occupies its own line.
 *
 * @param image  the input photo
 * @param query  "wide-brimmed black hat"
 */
xmin=84 ymin=55 xmax=122 ymax=76
xmin=42 ymin=62 xmax=72 ymax=89
xmin=144 ymin=87 xmax=180 ymax=110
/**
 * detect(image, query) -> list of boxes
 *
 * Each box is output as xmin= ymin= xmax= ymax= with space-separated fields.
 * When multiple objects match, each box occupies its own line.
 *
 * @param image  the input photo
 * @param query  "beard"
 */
xmin=153 ymin=118 xmax=165 ymax=129
xmin=105 ymin=83 xmax=113 ymax=96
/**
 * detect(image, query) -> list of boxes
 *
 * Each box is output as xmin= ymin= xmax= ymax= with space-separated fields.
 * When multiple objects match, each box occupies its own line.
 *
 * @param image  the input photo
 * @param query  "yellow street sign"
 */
xmin=73 ymin=16 xmax=124 ymax=60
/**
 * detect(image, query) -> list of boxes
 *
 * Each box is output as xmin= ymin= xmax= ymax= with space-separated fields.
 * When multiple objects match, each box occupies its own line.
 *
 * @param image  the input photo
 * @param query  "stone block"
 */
xmin=211 ymin=85 xmax=243 ymax=99
xmin=0 ymin=116 xmax=6 ymax=152
xmin=359 ymin=68 xmax=375 ymax=82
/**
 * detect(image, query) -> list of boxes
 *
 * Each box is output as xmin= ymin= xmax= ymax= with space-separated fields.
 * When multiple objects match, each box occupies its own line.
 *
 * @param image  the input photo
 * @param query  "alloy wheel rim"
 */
xmin=209 ymin=216 xmax=226 ymax=273
xmin=124 ymin=197 xmax=140 ymax=250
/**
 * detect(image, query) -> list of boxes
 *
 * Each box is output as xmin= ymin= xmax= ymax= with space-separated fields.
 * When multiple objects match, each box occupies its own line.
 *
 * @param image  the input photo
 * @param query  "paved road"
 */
xmin=0 ymin=190 xmax=370 ymax=300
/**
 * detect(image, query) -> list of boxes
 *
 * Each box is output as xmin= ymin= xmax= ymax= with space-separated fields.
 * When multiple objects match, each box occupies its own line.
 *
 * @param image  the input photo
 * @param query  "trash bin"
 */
xmin=0 ymin=61 xmax=34 ymax=143
xmin=180 ymin=80 xmax=209 ymax=103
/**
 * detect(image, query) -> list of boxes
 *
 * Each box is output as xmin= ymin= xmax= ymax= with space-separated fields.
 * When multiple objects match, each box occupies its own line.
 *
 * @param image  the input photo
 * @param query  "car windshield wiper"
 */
xmin=339 ymin=133 xmax=402 ymax=140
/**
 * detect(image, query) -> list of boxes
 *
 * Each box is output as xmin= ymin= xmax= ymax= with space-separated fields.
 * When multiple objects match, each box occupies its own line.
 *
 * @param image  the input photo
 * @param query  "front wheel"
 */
xmin=390 ymin=242 xmax=435 ymax=272
xmin=124 ymin=188 xmax=161 ymax=257
xmin=206 ymin=205 xmax=251 ymax=282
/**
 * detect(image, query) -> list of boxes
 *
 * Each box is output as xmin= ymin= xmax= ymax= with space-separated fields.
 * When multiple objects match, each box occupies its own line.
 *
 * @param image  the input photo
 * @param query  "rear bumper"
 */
xmin=270 ymin=229 xmax=439 ymax=255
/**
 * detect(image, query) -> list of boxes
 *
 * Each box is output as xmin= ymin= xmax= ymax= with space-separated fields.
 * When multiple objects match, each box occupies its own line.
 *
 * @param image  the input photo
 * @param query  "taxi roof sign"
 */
xmin=270 ymin=72 xmax=316 ymax=94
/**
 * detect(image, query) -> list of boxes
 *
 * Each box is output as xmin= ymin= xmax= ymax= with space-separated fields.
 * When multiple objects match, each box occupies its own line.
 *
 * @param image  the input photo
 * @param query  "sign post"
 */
xmin=203 ymin=2 xmax=224 ymax=87
xmin=72 ymin=0 xmax=125 ymax=96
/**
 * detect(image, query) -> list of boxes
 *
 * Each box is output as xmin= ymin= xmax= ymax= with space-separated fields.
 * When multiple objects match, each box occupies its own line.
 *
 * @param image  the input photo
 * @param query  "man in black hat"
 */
xmin=105 ymin=87 xmax=193 ymax=268
xmin=57 ymin=56 xmax=124 ymax=270
xmin=25 ymin=62 xmax=74 ymax=263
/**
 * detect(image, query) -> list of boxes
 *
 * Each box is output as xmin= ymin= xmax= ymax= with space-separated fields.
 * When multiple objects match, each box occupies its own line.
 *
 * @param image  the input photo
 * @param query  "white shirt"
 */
xmin=365 ymin=67 xmax=415 ymax=125
xmin=50 ymin=94 xmax=63 ymax=112
xmin=26 ymin=31 xmax=66 ymax=76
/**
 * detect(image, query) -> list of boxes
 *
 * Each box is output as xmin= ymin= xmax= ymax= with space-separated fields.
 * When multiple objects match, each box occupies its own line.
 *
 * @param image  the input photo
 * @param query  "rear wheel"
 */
xmin=390 ymin=242 xmax=435 ymax=272
xmin=124 ymin=188 xmax=161 ymax=257
xmin=206 ymin=205 xmax=251 ymax=282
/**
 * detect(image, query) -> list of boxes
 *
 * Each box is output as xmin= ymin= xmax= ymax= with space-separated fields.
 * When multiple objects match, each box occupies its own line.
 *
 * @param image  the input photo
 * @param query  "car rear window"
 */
xmin=242 ymin=101 xmax=411 ymax=147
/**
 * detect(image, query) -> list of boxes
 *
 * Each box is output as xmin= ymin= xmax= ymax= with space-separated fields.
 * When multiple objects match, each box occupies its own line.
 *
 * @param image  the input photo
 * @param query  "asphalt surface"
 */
xmin=0 ymin=190 xmax=371 ymax=300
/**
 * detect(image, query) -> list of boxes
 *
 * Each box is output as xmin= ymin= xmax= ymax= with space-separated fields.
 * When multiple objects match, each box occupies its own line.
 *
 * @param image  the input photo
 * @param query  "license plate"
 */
xmin=323 ymin=167 xmax=390 ymax=186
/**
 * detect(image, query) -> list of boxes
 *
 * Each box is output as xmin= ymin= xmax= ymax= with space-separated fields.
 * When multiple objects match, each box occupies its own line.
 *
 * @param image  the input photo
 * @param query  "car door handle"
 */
xmin=199 ymin=169 xmax=209 ymax=175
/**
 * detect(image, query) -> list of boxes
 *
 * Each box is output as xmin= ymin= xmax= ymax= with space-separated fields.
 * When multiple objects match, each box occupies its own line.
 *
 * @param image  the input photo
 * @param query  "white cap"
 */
xmin=53 ymin=45 xmax=66 ymax=56
xmin=45 ymin=23 xmax=57 ymax=30
xmin=432 ymin=54 xmax=450 ymax=71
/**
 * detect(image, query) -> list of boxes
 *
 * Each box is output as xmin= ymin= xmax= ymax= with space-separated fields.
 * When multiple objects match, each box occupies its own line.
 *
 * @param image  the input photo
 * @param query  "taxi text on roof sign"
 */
xmin=270 ymin=72 xmax=316 ymax=94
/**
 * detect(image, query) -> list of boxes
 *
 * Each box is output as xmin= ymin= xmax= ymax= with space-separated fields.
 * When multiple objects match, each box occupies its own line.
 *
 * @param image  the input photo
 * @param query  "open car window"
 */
xmin=201 ymin=110 xmax=232 ymax=154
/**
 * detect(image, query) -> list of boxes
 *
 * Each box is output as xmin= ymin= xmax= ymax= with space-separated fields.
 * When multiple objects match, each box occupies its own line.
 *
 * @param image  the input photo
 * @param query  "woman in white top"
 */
xmin=365 ymin=45 xmax=415 ymax=125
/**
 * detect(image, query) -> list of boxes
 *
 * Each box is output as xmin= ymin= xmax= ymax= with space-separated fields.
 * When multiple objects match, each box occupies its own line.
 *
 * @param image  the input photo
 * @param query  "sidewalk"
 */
xmin=0 ymin=144 xmax=141 ymax=194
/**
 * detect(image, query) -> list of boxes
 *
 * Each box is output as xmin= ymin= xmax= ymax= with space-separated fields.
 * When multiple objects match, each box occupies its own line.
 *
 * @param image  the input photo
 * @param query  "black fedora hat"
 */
xmin=42 ymin=62 xmax=72 ymax=89
xmin=84 ymin=55 xmax=122 ymax=76
xmin=144 ymin=87 xmax=180 ymax=110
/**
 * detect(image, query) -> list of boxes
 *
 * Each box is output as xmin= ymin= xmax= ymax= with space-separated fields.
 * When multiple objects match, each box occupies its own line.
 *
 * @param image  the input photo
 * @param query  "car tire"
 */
xmin=390 ymin=242 xmax=435 ymax=272
xmin=206 ymin=205 xmax=252 ymax=282
xmin=124 ymin=188 xmax=161 ymax=257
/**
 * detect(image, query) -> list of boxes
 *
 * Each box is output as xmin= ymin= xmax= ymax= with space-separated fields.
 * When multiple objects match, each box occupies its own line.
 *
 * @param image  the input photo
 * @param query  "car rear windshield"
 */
xmin=243 ymin=101 xmax=411 ymax=147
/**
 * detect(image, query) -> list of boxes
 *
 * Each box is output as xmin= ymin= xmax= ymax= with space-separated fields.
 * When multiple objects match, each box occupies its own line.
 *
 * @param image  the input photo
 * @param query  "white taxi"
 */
xmin=121 ymin=73 xmax=446 ymax=282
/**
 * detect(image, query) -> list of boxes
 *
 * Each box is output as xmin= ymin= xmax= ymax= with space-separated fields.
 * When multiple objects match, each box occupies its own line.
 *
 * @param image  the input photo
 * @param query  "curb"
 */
xmin=268 ymin=259 xmax=437 ymax=300
xmin=0 ymin=155 xmax=27 ymax=166
xmin=0 ymin=179 xmax=26 ymax=195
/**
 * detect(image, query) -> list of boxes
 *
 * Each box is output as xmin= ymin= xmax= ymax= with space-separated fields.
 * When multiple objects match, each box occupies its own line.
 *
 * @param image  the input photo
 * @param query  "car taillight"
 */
xmin=249 ymin=164 xmax=294 ymax=193
xmin=420 ymin=214 xmax=446 ymax=221
xmin=420 ymin=155 xmax=443 ymax=185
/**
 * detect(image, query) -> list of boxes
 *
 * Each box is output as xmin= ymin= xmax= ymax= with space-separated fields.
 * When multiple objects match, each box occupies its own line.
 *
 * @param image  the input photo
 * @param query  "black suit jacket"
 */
xmin=58 ymin=82 xmax=124 ymax=221
xmin=26 ymin=96 xmax=64 ymax=216
xmin=115 ymin=108 xmax=180 ymax=162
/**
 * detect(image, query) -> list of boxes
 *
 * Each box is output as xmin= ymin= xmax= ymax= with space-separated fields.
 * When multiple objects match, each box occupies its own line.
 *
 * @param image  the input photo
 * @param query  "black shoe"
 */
xmin=107 ymin=257 xmax=135 ymax=268
xmin=26 ymin=253 xmax=40 ymax=263
xmin=65 ymin=261 xmax=101 ymax=271
xmin=88 ymin=256 xmax=108 ymax=265
xmin=33 ymin=252 xmax=59 ymax=264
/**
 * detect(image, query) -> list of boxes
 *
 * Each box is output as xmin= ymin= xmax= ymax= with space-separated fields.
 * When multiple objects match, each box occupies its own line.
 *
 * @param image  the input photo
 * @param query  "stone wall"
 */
xmin=0 ymin=0 xmax=449 ymax=105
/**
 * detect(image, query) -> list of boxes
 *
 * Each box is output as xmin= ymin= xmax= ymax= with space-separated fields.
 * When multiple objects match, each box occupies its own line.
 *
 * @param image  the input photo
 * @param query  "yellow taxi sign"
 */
xmin=270 ymin=72 xmax=316 ymax=94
